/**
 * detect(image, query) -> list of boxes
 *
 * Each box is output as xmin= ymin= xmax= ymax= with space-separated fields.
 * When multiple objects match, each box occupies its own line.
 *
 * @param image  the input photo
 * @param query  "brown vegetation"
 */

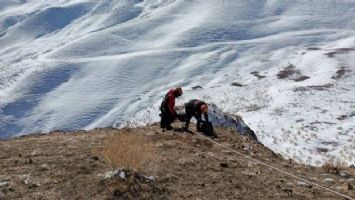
xmin=277 ymin=64 xmax=310 ymax=82
xmin=102 ymin=131 xmax=157 ymax=172
xmin=332 ymin=67 xmax=351 ymax=80
xmin=293 ymin=83 xmax=334 ymax=92
xmin=277 ymin=64 xmax=297 ymax=79
xmin=325 ymin=48 xmax=355 ymax=58
xmin=322 ymin=159 xmax=347 ymax=173
xmin=1 ymin=125 xmax=355 ymax=199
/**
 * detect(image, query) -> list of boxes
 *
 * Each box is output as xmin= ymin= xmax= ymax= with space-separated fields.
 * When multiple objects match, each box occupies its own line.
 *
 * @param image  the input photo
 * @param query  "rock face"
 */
xmin=207 ymin=104 xmax=259 ymax=142
xmin=175 ymin=103 xmax=258 ymax=141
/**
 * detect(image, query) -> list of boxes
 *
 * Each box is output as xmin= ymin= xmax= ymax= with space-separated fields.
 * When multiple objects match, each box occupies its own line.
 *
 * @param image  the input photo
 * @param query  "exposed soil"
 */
xmin=277 ymin=64 xmax=310 ymax=82
xmin=332 ymin=67 xmax=351 ymax=80
xmin=293 ymin=83 xmax=334 ymax=92
xmin=325 ymin=48 xmax=355 ymax=58
xmin=1 ymin=124 xmax=355 ymax=200
xmin=277 ymin=64 xmax=297 ymax=79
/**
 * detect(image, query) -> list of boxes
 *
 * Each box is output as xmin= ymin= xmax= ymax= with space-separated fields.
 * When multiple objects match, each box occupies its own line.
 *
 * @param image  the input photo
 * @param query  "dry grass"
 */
xmin=322 ymin=158 xmax=347 ymax=173
xmin=102 ymin=131 xmax=157 ymax=172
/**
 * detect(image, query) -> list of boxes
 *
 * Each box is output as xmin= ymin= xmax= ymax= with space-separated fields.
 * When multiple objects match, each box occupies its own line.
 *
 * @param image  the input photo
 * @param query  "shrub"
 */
xmin=102 ymin=132 xmax=156 ymax=172
xmin=322 ymin=158 xmax=346 ymax=173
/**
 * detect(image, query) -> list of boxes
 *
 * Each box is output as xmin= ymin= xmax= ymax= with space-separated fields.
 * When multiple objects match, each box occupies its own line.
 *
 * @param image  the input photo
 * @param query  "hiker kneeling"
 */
xmin=184 ymin=99 xmax=215 ymax=137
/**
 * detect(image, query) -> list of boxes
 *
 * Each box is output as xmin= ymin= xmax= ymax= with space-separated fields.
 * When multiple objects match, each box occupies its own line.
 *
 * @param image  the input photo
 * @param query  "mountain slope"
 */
xmin=0 ymin=125 xmax=354 ymax=199
xmin=0 ymin=0 xmax=355 ymax=165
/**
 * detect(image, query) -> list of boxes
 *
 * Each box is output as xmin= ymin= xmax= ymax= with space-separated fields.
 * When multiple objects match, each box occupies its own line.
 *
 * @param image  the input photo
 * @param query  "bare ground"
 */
xmin=0 ymin=123 xmax=354 ymax=200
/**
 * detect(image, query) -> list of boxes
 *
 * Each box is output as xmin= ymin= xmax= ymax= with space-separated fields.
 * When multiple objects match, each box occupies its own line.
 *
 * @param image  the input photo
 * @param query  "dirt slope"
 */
xmin=0 ymin=123 xmax=354 ymax=200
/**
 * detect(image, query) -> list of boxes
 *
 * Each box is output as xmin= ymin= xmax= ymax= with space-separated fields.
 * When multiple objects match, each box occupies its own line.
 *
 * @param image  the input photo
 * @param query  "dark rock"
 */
xmin=307 ymin=47 xmax=321 ymax=51
xmin=251 ymin=71 xmax=266 ymax=79
xmin=316 ymin=147 xmax=329 ymax=153
xmin=337 ymin=115 xmax=348 ymax=120
xmin=282 ymin=188 xmax=293 ymax=195
xmin=28 ymin=182 xmax=40 ymax=189
xmin=293 ymin=75 xmax=310 ymax=82
xmin=296 ymin=119 xmax=305 ymax=123
xmin=332 ymin=67 xmax=350 ymax=79
xmin=191 ymin=86 xmax=203 ymax=90
xmin=325 ymin=48 xmax=355 ymax=58
xmin=220 ymin=163 xmax=229 ymax=168
xmin=231 ymin=82 xmax=243 ymax=87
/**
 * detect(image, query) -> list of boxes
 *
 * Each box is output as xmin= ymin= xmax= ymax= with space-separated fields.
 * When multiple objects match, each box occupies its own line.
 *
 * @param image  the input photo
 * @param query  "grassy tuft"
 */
xmin=322 ymin=158 xmax=346 ymax=173
xmin=102 ymin=132 xmax=156 ymax=172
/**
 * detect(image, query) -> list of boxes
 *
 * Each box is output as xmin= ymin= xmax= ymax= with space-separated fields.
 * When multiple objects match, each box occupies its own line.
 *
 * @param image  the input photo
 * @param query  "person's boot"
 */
xmin=196 ymin=124 xmax=202 ymax=132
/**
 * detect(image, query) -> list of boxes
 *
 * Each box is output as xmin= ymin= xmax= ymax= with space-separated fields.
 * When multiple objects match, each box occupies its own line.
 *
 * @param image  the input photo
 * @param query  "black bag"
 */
xmin=199 ymin=121 xmax=216 ymax=137
xmin=176 ymin=113 xmax=186 ymax=122
xmin=160 ymin=95 xmax=168 ymax=113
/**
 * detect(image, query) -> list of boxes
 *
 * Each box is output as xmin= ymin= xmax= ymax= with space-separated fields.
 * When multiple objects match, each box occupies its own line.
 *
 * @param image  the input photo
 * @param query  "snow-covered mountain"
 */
xmin=0 ymin=0 xmax=354 ymax=166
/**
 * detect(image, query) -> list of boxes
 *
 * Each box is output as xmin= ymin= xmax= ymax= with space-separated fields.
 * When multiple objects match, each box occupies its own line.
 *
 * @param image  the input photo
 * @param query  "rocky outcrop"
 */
xmin=176 ymin=103 xmax=258 ymax=142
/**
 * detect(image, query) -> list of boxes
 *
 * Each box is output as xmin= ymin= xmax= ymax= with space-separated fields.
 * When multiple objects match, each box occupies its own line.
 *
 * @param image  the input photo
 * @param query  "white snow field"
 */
xmin=0 ymin=0 xmax=355 ymax=166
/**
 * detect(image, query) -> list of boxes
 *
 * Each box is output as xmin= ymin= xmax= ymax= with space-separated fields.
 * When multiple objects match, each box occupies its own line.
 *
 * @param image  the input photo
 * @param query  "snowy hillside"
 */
xmin=0 ymin=0 xmax=354 ymax=166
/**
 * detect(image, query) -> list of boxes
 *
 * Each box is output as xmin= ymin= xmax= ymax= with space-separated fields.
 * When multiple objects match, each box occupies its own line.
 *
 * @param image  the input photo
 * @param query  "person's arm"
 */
xmin=204 ymin=113 xmax=209 ymax=122
xmin=196 ymin=114 xmax=202 ymax=125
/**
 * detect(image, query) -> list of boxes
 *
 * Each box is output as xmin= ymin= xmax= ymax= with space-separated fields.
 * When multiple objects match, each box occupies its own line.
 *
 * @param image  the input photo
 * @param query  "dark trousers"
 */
xmin=185 ymin=113 xmax=203 ymax=130
xmin=160 ymin=111 xmax=176 ymax=129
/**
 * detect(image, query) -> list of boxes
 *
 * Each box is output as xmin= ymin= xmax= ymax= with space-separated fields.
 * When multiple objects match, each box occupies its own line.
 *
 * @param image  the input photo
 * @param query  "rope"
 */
xmin=195 ymin=133 xmax=355 ymax=200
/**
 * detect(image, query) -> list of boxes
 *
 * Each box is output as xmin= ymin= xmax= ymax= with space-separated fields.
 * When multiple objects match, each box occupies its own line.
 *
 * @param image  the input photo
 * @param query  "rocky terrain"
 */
xmin=1 ymin=122 xmax=354 ymax=199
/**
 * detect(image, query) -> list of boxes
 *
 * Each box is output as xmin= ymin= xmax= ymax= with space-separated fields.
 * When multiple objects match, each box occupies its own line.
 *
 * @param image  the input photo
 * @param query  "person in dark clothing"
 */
xmin=160 ymin=87 xmax=183 ymax=130
xmin=184 ymin=99 xmax=209 ymax=131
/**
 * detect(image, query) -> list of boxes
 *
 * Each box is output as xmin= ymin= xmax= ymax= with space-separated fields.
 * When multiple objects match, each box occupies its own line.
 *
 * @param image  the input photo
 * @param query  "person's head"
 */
xmin=201 ymin=104 xmax=208 ymax=113
xmin=174 ymin=87 xmax=183 ymax=97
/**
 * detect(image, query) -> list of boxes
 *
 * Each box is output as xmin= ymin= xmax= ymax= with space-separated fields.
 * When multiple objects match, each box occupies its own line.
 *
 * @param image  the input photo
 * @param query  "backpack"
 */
xmin=160 ymin=94 xmax=169 ymax=113
xmin=199 ymin=121 xmax=216 ymax=137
